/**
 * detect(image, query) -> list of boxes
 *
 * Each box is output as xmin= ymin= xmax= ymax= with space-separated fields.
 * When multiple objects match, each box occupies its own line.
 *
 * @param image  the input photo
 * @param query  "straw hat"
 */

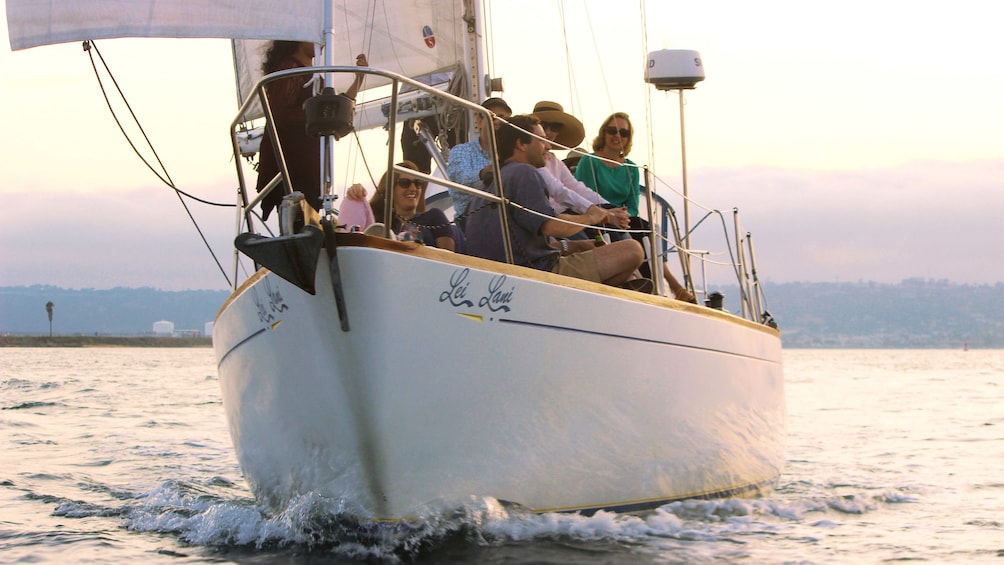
xmin=531 ymin=101 xmax=585 ymax=149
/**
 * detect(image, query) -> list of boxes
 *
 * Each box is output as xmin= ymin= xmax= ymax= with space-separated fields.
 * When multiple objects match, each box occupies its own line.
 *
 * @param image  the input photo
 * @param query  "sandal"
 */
xmin=674 ymin=288 xmax=698 ymax=304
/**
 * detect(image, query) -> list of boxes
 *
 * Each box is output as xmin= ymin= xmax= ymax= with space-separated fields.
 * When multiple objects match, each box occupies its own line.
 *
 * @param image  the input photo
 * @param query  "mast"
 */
xmin=468 ymin=0 xmax=489 ymax=105
xmin=321 ymin=0 xmax=336 ymax=212
xmin=463 ymin=0 xmax=502 ymax=133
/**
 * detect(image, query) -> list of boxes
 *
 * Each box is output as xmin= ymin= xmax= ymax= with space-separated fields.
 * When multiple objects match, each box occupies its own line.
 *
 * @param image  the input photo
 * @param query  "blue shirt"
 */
xmin=445 ymin=140 xmax=492 ymax=218
xmin=465 ymin=161 xmax=558 ymax=271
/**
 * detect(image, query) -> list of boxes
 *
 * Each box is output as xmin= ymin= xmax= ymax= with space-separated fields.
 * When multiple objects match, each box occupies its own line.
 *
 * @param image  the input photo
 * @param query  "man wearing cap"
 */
xmin=445 ymin=97 xmax=512 ymax=229
xmin=530 ymin=101 xmax=630 ymax=231
xmin=465 ymin=114 xmax=644 ymax=288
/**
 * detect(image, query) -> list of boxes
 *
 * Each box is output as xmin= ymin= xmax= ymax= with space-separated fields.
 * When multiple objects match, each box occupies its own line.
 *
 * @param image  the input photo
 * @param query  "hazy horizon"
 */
xmin=2 ymin=1 xmax=1001 ymax=290
xmin=3 ymin=156 xmax=1001 ymax=291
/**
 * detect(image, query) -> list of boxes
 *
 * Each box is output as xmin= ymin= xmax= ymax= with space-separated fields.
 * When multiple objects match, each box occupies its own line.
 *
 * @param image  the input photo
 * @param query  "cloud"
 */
xmin=3 ymin=158 xmax=1000 ymax=290
xmin=1 ymin=186 xmax=235 ymax=290
xmin=680 ymin=158 xmax=1004 ymax=284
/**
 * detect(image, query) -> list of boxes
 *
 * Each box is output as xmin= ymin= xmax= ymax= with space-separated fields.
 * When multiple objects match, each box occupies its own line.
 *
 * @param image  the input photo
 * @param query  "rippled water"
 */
xmin=1 ymin=348 xmax=1002 ymax=563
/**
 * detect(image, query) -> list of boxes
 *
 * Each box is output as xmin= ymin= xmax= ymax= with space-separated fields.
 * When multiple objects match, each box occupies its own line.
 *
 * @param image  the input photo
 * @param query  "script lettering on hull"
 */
xmin=440 ymin=268 xmax=516 ymax=314
xmin=254 ymin=276 xmax=289 ymax=324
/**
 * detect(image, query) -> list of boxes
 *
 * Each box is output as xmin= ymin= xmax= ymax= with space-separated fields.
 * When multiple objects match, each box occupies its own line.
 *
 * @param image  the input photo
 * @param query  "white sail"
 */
xmin=6 ymin=0 xmax=472 ymax=126
xmin=5 ymin=0 xmax=324 ymax=51
xmin=232 ymin=1 xmax=469 ymax=120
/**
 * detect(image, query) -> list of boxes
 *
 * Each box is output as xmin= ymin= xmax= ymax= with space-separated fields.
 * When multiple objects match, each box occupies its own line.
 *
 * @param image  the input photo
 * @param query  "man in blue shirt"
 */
xmin=445 ymin=97 xmax=512 ymax=228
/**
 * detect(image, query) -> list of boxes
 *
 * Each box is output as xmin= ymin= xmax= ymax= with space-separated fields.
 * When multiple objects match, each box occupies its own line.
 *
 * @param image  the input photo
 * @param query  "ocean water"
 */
xmin=1 ymin=347 xmax=1001 ymax=563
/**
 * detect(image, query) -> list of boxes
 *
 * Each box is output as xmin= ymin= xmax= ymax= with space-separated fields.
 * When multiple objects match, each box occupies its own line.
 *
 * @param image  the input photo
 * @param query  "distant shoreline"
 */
xmin=0 ymin=335 xmax=212 ymax=348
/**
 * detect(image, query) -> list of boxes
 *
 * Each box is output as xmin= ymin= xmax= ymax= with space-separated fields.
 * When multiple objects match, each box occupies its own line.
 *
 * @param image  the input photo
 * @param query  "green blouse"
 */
xmin=573 ymin=154 xmax=641 ymax=217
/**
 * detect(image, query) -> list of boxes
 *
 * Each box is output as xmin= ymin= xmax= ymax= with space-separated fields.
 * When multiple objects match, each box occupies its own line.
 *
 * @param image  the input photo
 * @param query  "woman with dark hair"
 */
xmin=344 ymin=161 xmax=463 ymax=252
xmin=575 ymin=112 xmax=696 ymax=302
xmin=255 ymin=41 xmax=367 ymax=220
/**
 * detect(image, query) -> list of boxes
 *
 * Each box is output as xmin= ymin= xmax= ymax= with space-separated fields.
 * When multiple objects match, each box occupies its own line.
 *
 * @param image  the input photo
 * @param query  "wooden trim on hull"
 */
xmin=217 ymin=231 xmax=780 ymax=338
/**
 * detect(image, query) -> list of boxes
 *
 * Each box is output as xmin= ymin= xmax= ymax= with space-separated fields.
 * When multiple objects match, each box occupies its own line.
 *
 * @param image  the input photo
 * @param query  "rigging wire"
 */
xmin=639 ymin=0 xmax=657 ymax=178
xmin=363 ymin=0 xmax=377 ymax=58
xmin=84 ymin=40 xmax=232 ymax=288
xmin=338 ymin=3 xmax=356 ymax=191
xmin=343 ymin=0 xmax=391 ymax=196
xmin=483 ymin=0 xmax=496 ymax=88
xmin=557 ymin=0 xmax=580 ymax=120
xmin=581 ymin=1 xmax=613 ymax=111
xmin=350 ymin=129 xmax=380 ymax=196
xmin=347 ymin=0 xmax=386 ymax=193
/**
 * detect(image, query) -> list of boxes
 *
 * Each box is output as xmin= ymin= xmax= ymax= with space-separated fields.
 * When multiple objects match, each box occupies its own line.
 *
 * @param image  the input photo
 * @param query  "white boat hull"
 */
xmin=213 ymin=240 xmax=785 ymax=519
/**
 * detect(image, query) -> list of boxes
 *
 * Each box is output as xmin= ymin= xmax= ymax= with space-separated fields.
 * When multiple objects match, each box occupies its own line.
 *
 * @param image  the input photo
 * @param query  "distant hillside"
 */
xmin=718 ymin=278 xmax=1004 ymax=348
xmin=2 ymin=280 xmax=1002 ymax=347
xmin=0 ymin=335 xmax=212 ymax=347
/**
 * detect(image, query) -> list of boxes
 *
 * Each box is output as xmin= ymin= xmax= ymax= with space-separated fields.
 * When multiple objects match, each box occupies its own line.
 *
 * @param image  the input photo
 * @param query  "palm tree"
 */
xmin=46 ymin=301 xmax=54 ymax=337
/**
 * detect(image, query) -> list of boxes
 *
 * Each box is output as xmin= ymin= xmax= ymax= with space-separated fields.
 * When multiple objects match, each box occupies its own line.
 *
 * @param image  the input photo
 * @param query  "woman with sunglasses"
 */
xmin=575 ymin=112 xmax=696 ymax=302
xmin=574 ymin=112 xmax=639 ymax=216
xmin=344 ymin=161 xmax=463 ymax=252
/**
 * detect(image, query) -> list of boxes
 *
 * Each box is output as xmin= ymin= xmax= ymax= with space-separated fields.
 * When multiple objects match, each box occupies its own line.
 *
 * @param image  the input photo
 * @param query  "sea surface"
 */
xmin=1 ymin=348 xmax=1001 ymax=563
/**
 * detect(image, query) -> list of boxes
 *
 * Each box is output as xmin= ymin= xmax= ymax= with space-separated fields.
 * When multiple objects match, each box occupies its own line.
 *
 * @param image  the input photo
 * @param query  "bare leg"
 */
xmin=434 ymin=236 xmax=456 ymax=252
xmin=594 ymin=239 xmax=644 ymax=285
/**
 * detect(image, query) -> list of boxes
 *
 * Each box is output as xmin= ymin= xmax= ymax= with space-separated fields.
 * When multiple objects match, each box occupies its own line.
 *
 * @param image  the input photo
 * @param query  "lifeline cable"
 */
xmin=84 ymin=40 xmax=232 ymax=288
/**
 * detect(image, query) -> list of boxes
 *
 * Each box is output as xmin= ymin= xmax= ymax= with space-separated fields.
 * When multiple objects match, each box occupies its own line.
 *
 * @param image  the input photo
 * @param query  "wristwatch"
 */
xmin=560 ymin=239 xmax=569 ymax=255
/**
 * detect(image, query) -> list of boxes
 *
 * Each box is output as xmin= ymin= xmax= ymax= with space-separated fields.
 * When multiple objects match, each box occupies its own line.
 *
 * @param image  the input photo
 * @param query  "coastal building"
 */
xmin=152 ymin=320 xmax=174 ymax=335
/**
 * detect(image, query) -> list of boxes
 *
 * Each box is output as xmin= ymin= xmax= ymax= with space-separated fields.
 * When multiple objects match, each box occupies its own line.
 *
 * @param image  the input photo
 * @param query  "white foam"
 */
xmin=119 ymin=478 xmax=923 ymax=559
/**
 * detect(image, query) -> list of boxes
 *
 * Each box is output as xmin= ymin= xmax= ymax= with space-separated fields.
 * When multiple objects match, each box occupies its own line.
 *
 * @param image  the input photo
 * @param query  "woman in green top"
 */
xmin=574 ymin=112 xmax=640 ymax=216
xmin=575 ymin=112 xmax=696 ymax=303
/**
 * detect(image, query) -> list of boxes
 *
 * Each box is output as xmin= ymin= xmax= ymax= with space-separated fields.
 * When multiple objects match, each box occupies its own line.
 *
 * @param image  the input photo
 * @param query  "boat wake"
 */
xmin=33 ymin=478 xmax=918 ymax=561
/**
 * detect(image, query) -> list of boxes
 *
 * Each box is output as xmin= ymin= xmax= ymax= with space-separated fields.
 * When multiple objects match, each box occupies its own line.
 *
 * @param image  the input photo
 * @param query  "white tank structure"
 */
xmin=645 ymin=49 xmax=705 ymax=89
xmin=152 ymin=320 xmax=175 ymax=335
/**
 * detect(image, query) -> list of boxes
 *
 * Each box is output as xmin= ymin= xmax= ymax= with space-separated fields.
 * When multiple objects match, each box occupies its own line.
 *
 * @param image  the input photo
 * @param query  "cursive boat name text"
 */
xmin=254 ymin=277 xmax=289 ymax=324
xmin=440 ymin=268 xmax=514 ymax=313
xmin=479 ymin=275 xmax=513 ymax=312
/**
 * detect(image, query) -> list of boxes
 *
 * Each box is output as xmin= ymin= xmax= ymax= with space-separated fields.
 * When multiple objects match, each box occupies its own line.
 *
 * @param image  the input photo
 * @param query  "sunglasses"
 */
xmin=604 ymin=125 xmax=631 ymax=138
xmin=396 ymin=178 xmax=427 ymax=189
xmin=541 ymin=121 xmax=564 ymax=133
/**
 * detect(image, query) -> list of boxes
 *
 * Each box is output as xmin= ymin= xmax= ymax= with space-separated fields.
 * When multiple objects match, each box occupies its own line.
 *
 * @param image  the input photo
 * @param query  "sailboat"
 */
xmin=7 ymin=1 xmax=785 ymax=520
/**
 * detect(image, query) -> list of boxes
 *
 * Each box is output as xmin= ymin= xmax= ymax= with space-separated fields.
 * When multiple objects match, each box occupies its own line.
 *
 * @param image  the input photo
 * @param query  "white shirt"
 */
xmin=538 ymin=151 xmax=608 ymax=214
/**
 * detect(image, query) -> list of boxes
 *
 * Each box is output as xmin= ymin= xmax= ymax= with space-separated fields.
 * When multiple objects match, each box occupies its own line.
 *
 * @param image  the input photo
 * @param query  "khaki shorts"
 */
xmin=552 ymin=249 xmax=602 ymax=283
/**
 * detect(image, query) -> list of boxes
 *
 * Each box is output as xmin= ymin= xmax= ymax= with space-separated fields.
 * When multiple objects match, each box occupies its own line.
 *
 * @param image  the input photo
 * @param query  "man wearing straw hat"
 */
xmin=530 ymin=101 xmax=630 ymax=231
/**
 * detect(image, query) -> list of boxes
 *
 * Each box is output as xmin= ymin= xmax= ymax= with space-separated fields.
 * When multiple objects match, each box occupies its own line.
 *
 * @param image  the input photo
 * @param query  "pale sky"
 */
xmin=1 ymin=0 xmax=1002 ymax=290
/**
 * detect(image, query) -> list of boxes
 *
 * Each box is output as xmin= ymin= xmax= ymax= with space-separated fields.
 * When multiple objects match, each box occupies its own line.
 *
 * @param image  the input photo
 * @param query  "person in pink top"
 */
xmin=343 ymin=162 xmax=463 ymax=252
